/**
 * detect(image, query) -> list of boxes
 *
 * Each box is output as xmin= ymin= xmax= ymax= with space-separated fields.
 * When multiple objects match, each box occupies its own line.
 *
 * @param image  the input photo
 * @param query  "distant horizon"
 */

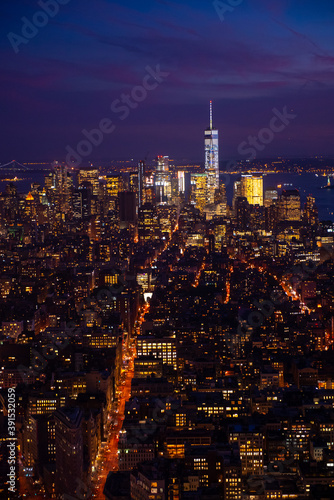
xmin=1 ymin=155 xmax=334 ymax=169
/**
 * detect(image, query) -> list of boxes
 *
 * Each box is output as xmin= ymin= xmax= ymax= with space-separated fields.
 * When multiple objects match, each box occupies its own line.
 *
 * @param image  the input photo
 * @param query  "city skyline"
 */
xmin=1 ymin=2 xmax=334 ymax=499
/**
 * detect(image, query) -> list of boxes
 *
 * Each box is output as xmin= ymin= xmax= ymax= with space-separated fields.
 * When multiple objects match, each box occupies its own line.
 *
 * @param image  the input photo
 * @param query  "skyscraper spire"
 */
xmin=210 ymin=100 xmax=213 ymax=130
xmin=205 ymin=101 xmax=219 ymax=204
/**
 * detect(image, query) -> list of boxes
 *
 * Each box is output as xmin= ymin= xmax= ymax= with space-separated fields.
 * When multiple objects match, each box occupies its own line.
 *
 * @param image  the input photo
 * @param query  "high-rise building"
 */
xmin=155 ymin=156 xmax=171 ymax=204
xmin=51 ymin=161 xmax=72 ymax=215
xmin=54 ymin=407 xmax=84 ymax=497
xmin=137 ymin=335 xmax=177 ymax=369
xmin=265 ymin=202 xmax=278 ymax=233
xmin=278 ymin=189 xmax=301 ymax=221
xmin=143 ymin=171 xmax=155 ymax=205
xmin=177 ymin=171 xmax=185 ymax=195
xmin=138 ymin=203 xmax=160 ymax=243
xmin=264 ymin=187 xmax=278 ymax=207
xmin=191 ymin=173 xmax=207 ymax=212
xmin=138 ymin=161 xmax=145 ymax=208
xmin=235 ymin=197 xmax=250 ymax=231
xmin=106 ymin=174 xmax=123 ymax=210
xmin=78 ymin=183 xmax=92 ymax=218
xmin=241 ymin=174 xmax=263 ymax=206
xmin=229 ymin=427 xmax=264 ymax=476
xmin=29 ymin=414 xmax=56 ymax=477
xmin=157 ymin=204 xmax=177 ymax=236
xmin=72 ymin=190 xmax=83 ymax=219
xmin=119 ymin=191 xmax=137 ymax=227
xmin=129 ymin=171 xmax=138 ymax=196
xmin=204 ymin=101 xmax=219 ymax=204
xmin=303 ymin=195 xmax=318 ymax=225
xmin=78 ymin=167 xmax=99 ymax=196
xmin=232 ymin=180 xmax=242 ymax=213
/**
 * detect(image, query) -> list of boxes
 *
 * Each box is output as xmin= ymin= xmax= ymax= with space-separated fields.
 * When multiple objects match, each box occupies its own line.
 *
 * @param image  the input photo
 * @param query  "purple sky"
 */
xmin=1 ymin=0 xmax=334 ymax=164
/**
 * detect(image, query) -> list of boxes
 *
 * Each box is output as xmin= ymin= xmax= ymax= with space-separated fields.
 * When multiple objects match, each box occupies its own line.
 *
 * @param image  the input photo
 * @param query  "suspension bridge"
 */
xmin=0 ymin=160 xmax=30 ymax=172
xmin=0 ymin=160 xmax=30 ymax=173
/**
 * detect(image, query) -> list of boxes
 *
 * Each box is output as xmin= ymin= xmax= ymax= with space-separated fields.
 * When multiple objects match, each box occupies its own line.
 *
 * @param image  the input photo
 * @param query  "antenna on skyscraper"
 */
xmin=210 ymin=101 xmax=213 ymax=130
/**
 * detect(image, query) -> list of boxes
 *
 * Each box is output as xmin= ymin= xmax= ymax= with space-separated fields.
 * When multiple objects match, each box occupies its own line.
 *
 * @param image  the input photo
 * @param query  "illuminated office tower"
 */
xmin=72 ymin=190 xmax=82 ymax=219
xmin=78 ymin=184 xmax=92 ymax=218
xmin=157 ymin=204 xmax=177 ymax=236
xmin=229 ymin=427 xmax=264 ymax=476
xmin=155 ymin=155 xmax=171 ymax=204
xmin=138 ymin=203 xmax=160 ymax=243
xmin=178 ymin=171 xmax=185 ymax=194
xmin=232 ymin=180 xmax=242 ymax=209
xmin=24 ymin=192 xmax=37 ymax=220
xmin=52 ymin=161 xmax=72 ymax=215
xmin=264 ymin=187 xmax=278 ymax=207
xmin=138 ymin=160 xmax=145 ymax=208
xmin=214 ymin=183 xmax=227 ymax=205
xmin=191 ymin=173 xmax=207 ymax=212
xmin=278 ymin=189 xmax=301 ymax=221
xmin=129 ymin=171 xmax=138 ymax=193
xmin=241 ymin=174 xmax=263 ymax=206
xmin=303 ymin=195 xmax=318 ymax=225
xmin=106 ymin=174 xmax=123 ymax=210
xmin=106 ymin=174 xmax=123 ymax=197
xmin=213 ymin=221 xmax=227 ymax=251
xmin=143 ymin=171 xmax=155 ymax=204
xmin=137 ymin=335 xmax=177 ymax=369
xmin=78 ymin=167 xmax=99 ymax=196
xmin=204 ymin=101 xmax=219 ymax=203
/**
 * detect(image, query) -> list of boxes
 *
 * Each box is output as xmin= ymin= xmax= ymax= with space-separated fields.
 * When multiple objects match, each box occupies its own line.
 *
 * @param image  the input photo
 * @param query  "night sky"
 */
xmin=1 ymin=0 xmax=334 ymax=163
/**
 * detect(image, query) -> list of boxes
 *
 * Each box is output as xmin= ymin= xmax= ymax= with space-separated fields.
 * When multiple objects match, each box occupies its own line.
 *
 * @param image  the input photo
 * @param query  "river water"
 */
xmin=221 ymin=172 xmax=334 ymax=221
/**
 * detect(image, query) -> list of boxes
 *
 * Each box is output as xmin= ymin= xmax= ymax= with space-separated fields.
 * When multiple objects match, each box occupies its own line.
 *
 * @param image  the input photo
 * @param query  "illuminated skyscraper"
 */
xmin=138 ymin=160 xmax=145 ymax=208
xmin=155 ymin=156 xmax=171 ymax=204
xmin=106 ymin=174 xmax=123 ymax=210
xmin=177 ymin=170 xmax=185 ymax=194
xmin=49 ymin=162 xmax=73 ymax=226
xmin=241 ymin=174 xmax=263 ymax=206
xmin=138 ymin=203 xmax=160 ymax=243
xmin=78 ymin=167 xmax=99 ymax=196
xmin=191 ymin=173 xmax=208 ymax=213
xmin=278 ymin=189 xmax=301 ymax=221
xmin=106 ymin=174 xmax=123 ymax=198
xmin=303 ymin=195 xmax=318 ymax=225
xmin=204 ymin=101 xmax=219 ymax=203
xmin=232 ymin=180 xmax=242 ymax=213
xmin=264 ymin=187 xmax=278 ymax=207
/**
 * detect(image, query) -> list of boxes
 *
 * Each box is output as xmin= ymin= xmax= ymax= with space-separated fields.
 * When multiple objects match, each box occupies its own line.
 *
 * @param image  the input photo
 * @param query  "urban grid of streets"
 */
xmin=91 ymin=231 xmax=179 ymax=498
xmin=17 ymin=221 xmax=325 ymax=499
xmin=92 ymin=303 xmax=149 ymax=500
xmin=91 ymin=242 xmax=317 ymax=499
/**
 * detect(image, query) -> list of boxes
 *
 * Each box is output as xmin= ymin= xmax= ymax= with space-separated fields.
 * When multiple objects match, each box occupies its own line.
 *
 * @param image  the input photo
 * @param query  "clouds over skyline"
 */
xmin=1 ymin=0 xmax=334 ymax=162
